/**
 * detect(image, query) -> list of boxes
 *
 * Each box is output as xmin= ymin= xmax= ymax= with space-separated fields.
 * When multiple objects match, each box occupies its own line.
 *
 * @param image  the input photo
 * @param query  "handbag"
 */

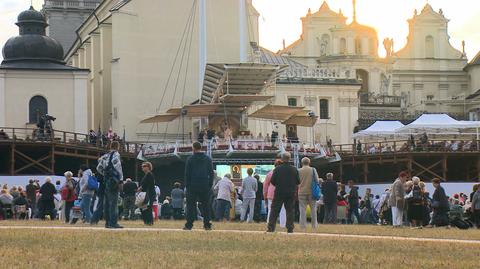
xmin=135 ymin=192 xmax=147 ymax=208
xmin=311 ymin=168 xmax=321 ymax=201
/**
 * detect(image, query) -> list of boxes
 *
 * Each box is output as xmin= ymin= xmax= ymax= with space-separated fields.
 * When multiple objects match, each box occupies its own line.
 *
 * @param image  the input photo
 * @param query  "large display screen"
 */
xmin=215 ymin=164 xmax=274 ymax=183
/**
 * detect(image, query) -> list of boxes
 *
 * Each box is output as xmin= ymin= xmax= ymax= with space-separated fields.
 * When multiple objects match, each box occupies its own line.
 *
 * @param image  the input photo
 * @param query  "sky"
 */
xmin=0 ymin=0 xmax=479 ymax=60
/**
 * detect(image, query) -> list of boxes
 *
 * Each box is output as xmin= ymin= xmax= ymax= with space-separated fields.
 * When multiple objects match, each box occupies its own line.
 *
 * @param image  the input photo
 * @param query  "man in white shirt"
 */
xmin=240 ymin=168 xmax=258 ymax=223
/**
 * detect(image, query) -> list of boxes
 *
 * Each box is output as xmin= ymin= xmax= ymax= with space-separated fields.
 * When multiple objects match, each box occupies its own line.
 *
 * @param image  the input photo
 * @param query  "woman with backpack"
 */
xmin=406 ymin=177 xmax=424 ymax=228
xmin=61 ymin=171 xmax=77 ymax=223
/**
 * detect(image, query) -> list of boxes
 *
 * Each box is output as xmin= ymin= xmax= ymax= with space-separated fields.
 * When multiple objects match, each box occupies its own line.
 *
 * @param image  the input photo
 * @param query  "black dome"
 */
xmin=17 ymin=6 xmax=47 ymax=25
xmin=3 ymin=35 xmax=64 ymax=63
xmin=1 ymin=6 xmax=65 ymax=66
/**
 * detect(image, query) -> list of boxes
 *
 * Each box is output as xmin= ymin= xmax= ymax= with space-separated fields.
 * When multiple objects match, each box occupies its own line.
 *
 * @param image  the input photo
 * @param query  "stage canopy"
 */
xmin=249 ymin=104 xmax=305 ymax=121
xmin=140 ymin=113 xmax=180 ymax=124
xmin=201 ymin=63 xmax=283 ymax=105
xmin=353 ymin=121 xmax=405 ymax=138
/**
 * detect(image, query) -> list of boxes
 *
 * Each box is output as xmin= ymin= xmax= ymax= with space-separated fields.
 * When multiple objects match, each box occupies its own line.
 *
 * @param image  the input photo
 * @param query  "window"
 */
xmin=287 ymin=97 xmax=298 ymax=107
xmin=340 ymin=38 xmax=347 ymax=55
xmin=425 ymin=35 xmax=434 ymax=58
xmin=355 ymin=37 xmax=362 ymax=55
xmin=319 ymin=99 xmax=329 ymax=119
xmin=29 ymin=95 xmax=48 ymax=124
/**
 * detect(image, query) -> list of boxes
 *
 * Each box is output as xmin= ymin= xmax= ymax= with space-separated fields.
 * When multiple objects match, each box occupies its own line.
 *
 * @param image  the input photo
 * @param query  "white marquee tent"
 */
xmin=353 ymin=121 xmax=405 ymax=139
xmin=396 ymin=114 xmax=480 ymax=137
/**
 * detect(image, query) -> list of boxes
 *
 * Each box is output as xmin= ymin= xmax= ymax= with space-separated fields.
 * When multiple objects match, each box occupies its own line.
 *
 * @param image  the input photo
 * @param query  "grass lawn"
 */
xmin=0 ymin=221 xmax=479 ymax=268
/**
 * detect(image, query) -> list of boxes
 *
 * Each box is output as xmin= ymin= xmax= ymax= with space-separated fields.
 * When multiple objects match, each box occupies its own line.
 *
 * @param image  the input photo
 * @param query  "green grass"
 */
xmin=2 ymin=220 xmax=479 ymax=240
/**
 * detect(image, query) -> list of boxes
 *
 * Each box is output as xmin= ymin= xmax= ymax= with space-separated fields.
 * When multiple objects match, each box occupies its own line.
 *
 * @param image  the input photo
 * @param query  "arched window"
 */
xmin=29 ymin=95 xmax=48 ymax=124
xmin=425 ymin=35 xmax=434 ymax=58
xmin=369 ymin=38 xmax=376 ymax=55
xmin=356 ymin=69 xmax=369 ymax=93
xmin=355 ymin=37 xmax=362 ymax=55
xmin=340 ymin=38 xmax=347 ymax=55
xmin=319 ymin=99 xmax=329 ymax=119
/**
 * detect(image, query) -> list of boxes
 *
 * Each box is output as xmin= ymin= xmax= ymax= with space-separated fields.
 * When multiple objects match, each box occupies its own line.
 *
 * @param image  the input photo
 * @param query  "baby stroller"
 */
xmin=70 ymin=200 xmax=83 ymax=224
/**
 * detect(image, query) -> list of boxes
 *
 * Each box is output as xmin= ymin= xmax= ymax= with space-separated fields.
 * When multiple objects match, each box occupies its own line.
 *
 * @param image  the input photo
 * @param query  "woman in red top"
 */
xmin=61 ymin=171 xmax=77 ymax=223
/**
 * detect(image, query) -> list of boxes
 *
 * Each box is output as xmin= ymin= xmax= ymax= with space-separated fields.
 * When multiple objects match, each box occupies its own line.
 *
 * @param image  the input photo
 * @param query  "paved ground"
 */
xmin=1 ymin=225 xmax=479 ymax=245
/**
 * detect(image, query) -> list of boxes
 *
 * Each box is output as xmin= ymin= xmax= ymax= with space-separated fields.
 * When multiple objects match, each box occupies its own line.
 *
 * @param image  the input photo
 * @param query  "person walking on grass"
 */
xmin=322 ymin=173 xmax=338 ymax=224
xmin=389 ymin=171 xmax=408 ymax=228
xmin=406 ymin=176 xmax=424 ymax=228
xmin=298 ymin=157 xmax=319 ymax=229
xmin=240 ymin=168 xmax=257 ymax=223
xmin=60 ymin=171 xmax=76 ymax=223
xmin=122 ymin=178 xmax=137 ymax=220
xmin=38 ymin=177 xmax=57 ymax=220
xmin=346 ymin=180 xmax=361 ymax=224
xmin=253 ymin=174 xmax=264 ymax=222
xmin=214 ymin=174 xmax=235 ymax=221
xmin=79 ymin=165 xmax=94 ymax=224
xmin=183 ymin=142 xmax=214 ymax=231
xmin=171 ymin=182 xmax=185 ymax=220
xmin=429 ymin=178 xmax=449 ymax=227
xmin=26 ymin=179 xmax=39 ymax=218
xmin=264 ymin=160 xmax=286 ymax=228
xmin=267 ymin=152 xmax=300 ymax=233
xmin=97 ymin=141 xmax=124 ymax=229
xmin=138 ymin=162 xmax=156 ymax=226
xmin=472 ymin=185 xmax=480 ymax=229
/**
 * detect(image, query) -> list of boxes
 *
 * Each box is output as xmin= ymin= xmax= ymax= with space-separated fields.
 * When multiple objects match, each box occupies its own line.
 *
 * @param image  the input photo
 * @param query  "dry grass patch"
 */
xmin=0 ymin=227 xmax=478 ymax=269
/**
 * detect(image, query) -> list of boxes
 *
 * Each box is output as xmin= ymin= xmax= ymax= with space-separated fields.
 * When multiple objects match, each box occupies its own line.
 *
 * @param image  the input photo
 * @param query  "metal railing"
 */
xmin=0 ymin=127 xmax=141 ymax=156
xmin=44 ymin=0 xmax=100 ymax=9
xmin=359 ymin=92 xmax=402 ymax=107
xmin=333 ymin=139 xmax=480 ymax=156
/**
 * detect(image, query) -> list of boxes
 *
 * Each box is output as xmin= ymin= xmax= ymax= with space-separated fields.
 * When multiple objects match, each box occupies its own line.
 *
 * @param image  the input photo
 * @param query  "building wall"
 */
xmin=0 ymin=69 xmax=88 ymax=133
xmin=247 ymin=83 xmax=360 ymax=144
xmin=469 ymin=65 xmax=480 ymax=93
xmin=67 ymin=0 xmax=258 ymax=141
xmin=43 ymin=0 xmax=101 ymax=54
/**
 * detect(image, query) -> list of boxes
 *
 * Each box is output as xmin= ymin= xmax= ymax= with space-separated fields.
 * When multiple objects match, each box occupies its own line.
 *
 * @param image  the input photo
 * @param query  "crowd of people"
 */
xmin=1 ymin=141 xmax=480 ymax=233
xmin=355 ymin=133 xmax=479 ymax=155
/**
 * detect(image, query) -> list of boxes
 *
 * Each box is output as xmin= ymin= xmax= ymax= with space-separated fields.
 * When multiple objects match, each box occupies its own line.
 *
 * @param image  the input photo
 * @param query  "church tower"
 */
xmin=42 ymin=0 xmax=101 ymax=55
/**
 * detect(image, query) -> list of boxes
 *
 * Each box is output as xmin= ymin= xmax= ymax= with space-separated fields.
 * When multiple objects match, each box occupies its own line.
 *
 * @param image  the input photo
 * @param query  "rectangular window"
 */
xmin=287 ymin=97 xmax=298 ymax=107
xmin=319 ymin=99 xmax=329 ymax=119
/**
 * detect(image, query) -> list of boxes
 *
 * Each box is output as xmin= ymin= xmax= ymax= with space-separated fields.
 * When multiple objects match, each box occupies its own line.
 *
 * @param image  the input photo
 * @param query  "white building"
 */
xmin=279 ymin=2 xmax=475 ymax=129
xmin=0 ymin=7 xmax=89 ymax=134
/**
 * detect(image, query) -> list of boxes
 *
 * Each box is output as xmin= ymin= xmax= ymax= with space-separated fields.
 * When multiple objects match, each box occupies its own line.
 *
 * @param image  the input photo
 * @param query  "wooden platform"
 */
xmin=0 ymin=127 xmax=140 ymax=176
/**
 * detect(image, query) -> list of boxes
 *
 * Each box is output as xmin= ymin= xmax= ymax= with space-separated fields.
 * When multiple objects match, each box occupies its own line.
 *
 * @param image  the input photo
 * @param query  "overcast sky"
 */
xmin=1 ymin=0 xmax=479 ymax=61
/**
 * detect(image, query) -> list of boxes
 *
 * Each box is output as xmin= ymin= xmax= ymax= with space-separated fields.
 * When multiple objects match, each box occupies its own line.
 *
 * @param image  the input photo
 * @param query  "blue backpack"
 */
xmin=87 ymin=175 xmax=99 ymax=191
xmin=311 ymin=168 xmax=321 ymax=200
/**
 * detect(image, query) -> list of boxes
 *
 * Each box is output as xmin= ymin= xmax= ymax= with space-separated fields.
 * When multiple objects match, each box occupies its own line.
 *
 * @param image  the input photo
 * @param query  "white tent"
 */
xmin=397 ymin=114 xmax=480 ymax=137
xmin=353 ymin=121 xmax=405 ymax=139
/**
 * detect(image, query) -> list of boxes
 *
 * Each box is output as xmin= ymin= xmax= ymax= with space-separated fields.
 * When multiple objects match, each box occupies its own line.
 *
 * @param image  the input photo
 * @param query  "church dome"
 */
xmin=1 ymin=6 xmax=64 ymax=66
xmin=17 ymin=6 xmax=47 ymax=25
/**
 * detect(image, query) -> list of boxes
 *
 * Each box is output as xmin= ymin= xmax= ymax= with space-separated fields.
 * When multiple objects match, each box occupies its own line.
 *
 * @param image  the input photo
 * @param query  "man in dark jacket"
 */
xmin=183 ymin=142 xmax=214 ymax=230
xmin=122 ymin=178 xmax=137 ymax=220
xmin=347 ymin=180 xmax=361 ymax=224
xmin=38 ymin=178 xmax=57 ymax=220
xmin=321 ymin=173 xmax=338 ymax=224
xmin=26 ymin=179 xmax=39 ymax=217
xmin=267 ymin=152 xmax=300 ymax=233
xmin=431 ymin=178 xmax=449 ymax=227
xmin=254 ymin=174 xmax=264 ymax=222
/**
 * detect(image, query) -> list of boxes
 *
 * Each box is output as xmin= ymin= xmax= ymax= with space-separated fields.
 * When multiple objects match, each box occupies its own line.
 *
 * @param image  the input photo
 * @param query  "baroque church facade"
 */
xmin=279 ymin=2 xmax=474 ymax=128
xmin=4 ymin=1 xmax=479 ymax=145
